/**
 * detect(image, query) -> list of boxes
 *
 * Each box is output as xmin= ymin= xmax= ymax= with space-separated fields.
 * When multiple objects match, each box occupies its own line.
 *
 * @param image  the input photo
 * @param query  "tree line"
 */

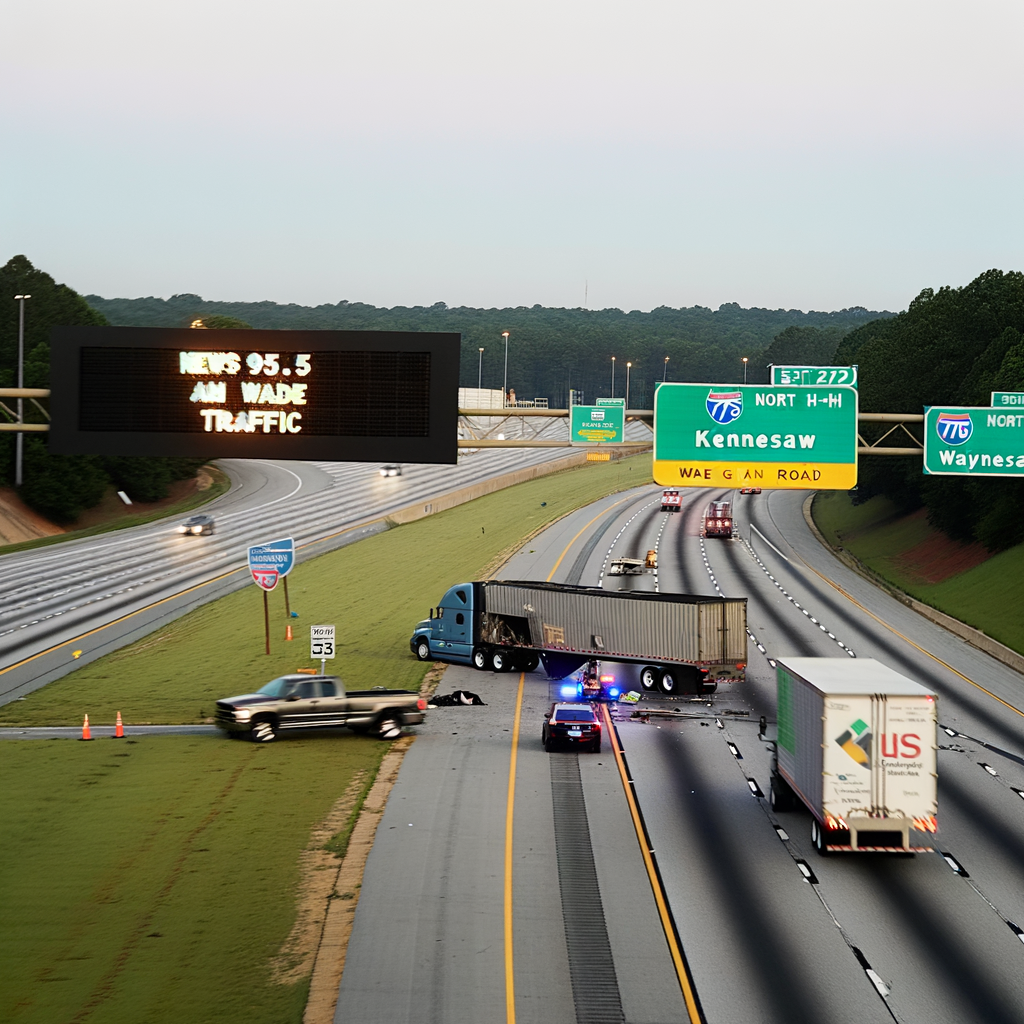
xmin=0 ymin=256 xmax=207 ymax=523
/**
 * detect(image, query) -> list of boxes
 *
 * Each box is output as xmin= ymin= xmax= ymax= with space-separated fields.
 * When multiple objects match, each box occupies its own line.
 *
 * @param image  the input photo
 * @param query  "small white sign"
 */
xmin=590 ymin=408 xmax=605 ymax=420
xmin=310 ymin=624 xmax=336 ymax=659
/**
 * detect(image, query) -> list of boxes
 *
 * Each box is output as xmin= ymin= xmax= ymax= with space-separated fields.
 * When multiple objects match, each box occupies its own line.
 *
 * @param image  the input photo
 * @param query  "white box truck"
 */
xmin=769 ymin=658 xmax=938 ymax=855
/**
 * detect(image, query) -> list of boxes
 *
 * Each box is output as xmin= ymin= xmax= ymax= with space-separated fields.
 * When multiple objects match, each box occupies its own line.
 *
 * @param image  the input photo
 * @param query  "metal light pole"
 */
xmin=611 ymin=356 xmax=616 ymax=398
xmin=742 ymin=356 xmax=748 ymax=384
xmin=502 ymin=331 xmax=510 ymax=406
xmin=478 ymin=347 xmax=484 ymax=389
xmin=625 ymin=361 xmax=632 ymax=409
xmin=14 ymin=294 xmax=30 ymax=487
xmin=663 ymin=355 xmax=670 ymax=382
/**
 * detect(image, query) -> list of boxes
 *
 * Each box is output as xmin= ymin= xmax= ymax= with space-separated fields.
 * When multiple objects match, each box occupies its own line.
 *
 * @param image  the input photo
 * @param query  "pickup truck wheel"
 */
xmin=490 ymin=650 xmax=512 ymax=673
xmin=376 ymin=713 xmax=403 ymax=740
xmin=659 ymin=669 xmax=678 ymax=694
xmin=414 ymin=637 xmax=432 ymax=661
xmin=250 ymin=717 xmax=278 ymax=743
xmin=472 ymin=647 xmax=489 ymax=671
xmin=640 ymin=666 xmax=660 ymax=691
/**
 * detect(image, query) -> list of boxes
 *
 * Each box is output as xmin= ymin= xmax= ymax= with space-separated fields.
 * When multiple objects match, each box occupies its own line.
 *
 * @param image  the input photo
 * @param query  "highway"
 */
xmin=0 ymin=419 xmax=651 ymax=705
xmin=336 ymin=485 xmax=1024 ymax=1024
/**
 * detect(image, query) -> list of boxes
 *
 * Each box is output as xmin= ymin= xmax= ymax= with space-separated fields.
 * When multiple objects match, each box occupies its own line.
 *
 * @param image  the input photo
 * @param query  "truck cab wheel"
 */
xmin=769 ymin=774 xmax=795 ymax=813
xmin=250 ymin=718 xmax=278 ymax=743
xmin=659 ymin=669 xmax=678 ymax=694
xmin=472 ymin=647 xmax=489 ymax=671
xmin=414 ymin=637 xmax=432 ymax=661
xmin=640 ymin=666 xmax=660 ymax=691
xmin=490 ymin=650 xmax=512 ymax=673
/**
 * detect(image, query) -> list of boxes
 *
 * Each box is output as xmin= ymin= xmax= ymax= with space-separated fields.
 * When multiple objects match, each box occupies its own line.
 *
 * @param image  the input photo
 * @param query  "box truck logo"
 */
xmin=881 ymin=733 xmax=922 ymax=758
xmin=706 ymin=391 xmax=743 ymax=425
xmin=835 ymin=719 xmax=872 ymax=767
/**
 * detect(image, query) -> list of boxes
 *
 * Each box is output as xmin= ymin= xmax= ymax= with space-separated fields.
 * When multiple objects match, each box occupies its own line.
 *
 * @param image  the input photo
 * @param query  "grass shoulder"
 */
xmin=812 ymin=490 xmax=1024 ymax=655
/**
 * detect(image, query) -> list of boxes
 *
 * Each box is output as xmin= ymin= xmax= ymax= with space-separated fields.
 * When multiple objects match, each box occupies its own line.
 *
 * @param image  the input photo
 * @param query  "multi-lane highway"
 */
xmin=0 ymin=424 xmax=652 ymax=704
xmin=336 ymin=485 xmax=1024 ymax=1024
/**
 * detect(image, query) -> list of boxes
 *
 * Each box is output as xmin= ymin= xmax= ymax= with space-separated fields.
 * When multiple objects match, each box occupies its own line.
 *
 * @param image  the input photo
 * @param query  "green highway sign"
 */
xmin=596 ymin=397 xmax=626 ymax=406
xmin=570 ymin=402 xmax=624 ymax=444
xmin=654 ymin=383 xmax=858 ymax=489
xmin=770 ymin=365 xmax=858 ymax=387
xmin=991 ymin=392 xmax=1024 ymax=408
xmin=925 ymin=406 xmax=1024 ymax=477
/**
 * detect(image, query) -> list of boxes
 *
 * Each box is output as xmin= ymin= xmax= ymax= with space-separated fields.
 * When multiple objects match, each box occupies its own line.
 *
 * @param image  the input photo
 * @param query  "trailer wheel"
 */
xmin=523 ymin=653 xmax=540 ymax=673
xmin=490 ymin=650 xmax=512 ymax=673
xmin=640 ymin=666 xmax=660 ymax=691
xmin=472 ymin=647 xmax=489 ymax=670
xmin=811 ymin=818 xmax=830 ymax=856
xmin=414 ymin=637 xmax=432 ymax=661
xmin=659 ymin=669 xmax=678 ymax=694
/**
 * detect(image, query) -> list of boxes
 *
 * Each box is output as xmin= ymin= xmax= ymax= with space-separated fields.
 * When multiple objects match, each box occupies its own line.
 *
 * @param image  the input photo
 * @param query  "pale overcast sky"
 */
xmin=2 ymin=0 xmax=1021 ymax=311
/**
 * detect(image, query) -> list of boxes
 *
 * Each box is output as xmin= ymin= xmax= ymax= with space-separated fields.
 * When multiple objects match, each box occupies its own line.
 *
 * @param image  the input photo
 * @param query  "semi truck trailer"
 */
xmin=704 ymin=500 xmax=733 ymax=538
xmin=410 ymin=580 xmax=746 ymax=695
xmin=769 ymin=657 xmax=938 ymax=855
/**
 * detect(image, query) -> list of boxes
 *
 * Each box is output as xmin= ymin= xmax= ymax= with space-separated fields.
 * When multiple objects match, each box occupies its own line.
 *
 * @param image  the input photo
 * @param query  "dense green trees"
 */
xmin=846 ymin=270 xmax=1024 ymax=550
xmin=86 ymin=292 xmax=889 ymax=407
xmin=0 ymin=257 xmax=206 ymax=523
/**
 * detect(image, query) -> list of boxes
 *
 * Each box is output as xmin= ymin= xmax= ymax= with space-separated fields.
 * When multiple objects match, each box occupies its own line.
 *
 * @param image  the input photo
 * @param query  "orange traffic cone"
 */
xmin=285 ymin=624 xmax=294 ymax=641
xmin=80 ymin=714 xmax=93 ymax=741
xmin=114 ymin=711 xmax=124 ymax=739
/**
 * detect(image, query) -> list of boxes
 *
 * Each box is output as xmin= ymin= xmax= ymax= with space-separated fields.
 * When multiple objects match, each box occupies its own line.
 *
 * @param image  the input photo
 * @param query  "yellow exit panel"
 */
xmin=653 ymin=460 xmax=857 ymax=489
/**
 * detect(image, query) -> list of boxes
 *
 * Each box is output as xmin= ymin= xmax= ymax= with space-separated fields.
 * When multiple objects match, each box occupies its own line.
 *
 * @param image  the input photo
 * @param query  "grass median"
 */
xmin=0 ymin=452 xmax=652 ymax=1024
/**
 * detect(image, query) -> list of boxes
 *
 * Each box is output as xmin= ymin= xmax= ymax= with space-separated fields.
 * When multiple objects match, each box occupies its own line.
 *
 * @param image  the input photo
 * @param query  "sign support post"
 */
xmin=283 ymin=576 xmax=291 ymax=618
xmin=263 ymin=591 xmax=270 ymax=656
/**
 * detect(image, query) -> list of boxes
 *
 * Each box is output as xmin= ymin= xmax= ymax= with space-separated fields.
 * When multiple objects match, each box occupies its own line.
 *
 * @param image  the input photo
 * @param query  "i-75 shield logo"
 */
xmin=935 ymin=412 xmax=973 ymax=445
xmin=707 ymin=391 xmax=743 ymax=425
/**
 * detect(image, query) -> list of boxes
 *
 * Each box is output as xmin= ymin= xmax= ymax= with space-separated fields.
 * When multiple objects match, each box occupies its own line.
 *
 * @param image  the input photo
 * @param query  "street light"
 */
xmin=742 ymin=356 xmax=748 ymax=384
xmin=13 ymin=294 xmax=31 ymax=487
xmin=663 ymin=355 xmax=670 ymax=382
xmin=611 ymin=356 xmax=616 ymax=398
xmin=478 ymin=347 xmax=485 ymax=390
xmin=626 ymin=362 xmax=632 ymax=409
xmin=502 ymin=331 xmax=510 ymax=407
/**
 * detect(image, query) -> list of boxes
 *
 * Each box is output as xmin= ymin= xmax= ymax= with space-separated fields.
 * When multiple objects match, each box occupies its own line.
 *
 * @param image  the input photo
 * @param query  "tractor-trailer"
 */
xmin=769 ymin=658 xmax=938 ymax=855
xmin=410 ymin=580 xmax=746 ymax=694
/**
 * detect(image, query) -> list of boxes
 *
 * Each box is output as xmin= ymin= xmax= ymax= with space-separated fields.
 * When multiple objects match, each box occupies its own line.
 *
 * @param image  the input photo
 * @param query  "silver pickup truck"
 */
xmin=215 ymin=673 xmax=426 ymax=743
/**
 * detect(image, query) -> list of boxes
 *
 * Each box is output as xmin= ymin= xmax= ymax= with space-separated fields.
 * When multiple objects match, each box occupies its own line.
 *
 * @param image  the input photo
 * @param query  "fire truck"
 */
xmin=661 ymin=489 xmax=682 ymax=512
xmin=704 ymin=500 xmax=733 ymax=538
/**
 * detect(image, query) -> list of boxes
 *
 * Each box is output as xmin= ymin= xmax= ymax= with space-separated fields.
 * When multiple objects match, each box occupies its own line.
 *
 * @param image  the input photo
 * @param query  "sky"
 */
xmin=2 ymin=0 xmax=1022 ymax=312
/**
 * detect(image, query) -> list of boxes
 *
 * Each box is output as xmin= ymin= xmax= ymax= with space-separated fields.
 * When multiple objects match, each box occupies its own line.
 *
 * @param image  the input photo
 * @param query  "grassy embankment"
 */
xmin=812 ymin=490 xmax=1024 ymax=655
xmin=0 ymin=453 xmax=652 ymax=1024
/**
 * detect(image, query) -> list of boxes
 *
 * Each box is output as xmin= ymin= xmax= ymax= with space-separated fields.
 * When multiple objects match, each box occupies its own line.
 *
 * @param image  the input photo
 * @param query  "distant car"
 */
xmin=740 ymin=487 xmax=762 ymax=495
xmin=542 ymin=702 xmax=602 ymax=753
xmin=380 ymin=465 xmax=402 ymax=477
xmin=178 ymin=513 xmax=215 ymax=536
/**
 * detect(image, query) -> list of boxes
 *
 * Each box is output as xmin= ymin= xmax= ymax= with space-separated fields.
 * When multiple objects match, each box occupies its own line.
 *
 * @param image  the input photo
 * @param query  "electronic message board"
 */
xmin=49 ymin=327 xmax=460 ymax=462
xmin=924 ymin=405 xmax=1024 ymax=477
xmin=654 ymin=383 xmax=858 ymax=489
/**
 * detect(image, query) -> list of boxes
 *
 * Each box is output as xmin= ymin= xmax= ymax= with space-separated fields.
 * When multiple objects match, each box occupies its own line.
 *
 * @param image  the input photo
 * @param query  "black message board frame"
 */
xmin=49 ymin=326 xmax=460 ymax=463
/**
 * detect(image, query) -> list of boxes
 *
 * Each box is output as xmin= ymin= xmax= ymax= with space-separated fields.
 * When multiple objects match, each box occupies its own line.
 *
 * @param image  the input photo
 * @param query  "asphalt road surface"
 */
xmin=336 ymin=485 xmax=1024 ymax=1024
xmin=0 ymin=420 xmax=651 ymax=705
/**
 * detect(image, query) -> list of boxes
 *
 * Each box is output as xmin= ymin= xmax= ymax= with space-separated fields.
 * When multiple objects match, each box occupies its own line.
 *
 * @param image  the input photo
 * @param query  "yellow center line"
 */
xmin=799 ymin=560 xmax=1024 ymax=719
xmin=601 ymin=704 xmax=703 ymax=1024
xmin=504 ymin=671 xmax=525 ymax=1024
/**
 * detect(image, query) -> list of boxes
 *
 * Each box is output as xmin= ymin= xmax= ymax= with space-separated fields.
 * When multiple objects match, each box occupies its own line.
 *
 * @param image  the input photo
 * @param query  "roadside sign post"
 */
xmin=770 ymin=365 xmax=858 ymax=387
xmin=653 ymin=383 xmax=858 ymax=489
xmin=310 ymin=625 xmax=336 ymax=675
xmin=924 ymin=406 xmax=1024 ymax=477
xmin=248 ymin=538 xmax=296 ymax=654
